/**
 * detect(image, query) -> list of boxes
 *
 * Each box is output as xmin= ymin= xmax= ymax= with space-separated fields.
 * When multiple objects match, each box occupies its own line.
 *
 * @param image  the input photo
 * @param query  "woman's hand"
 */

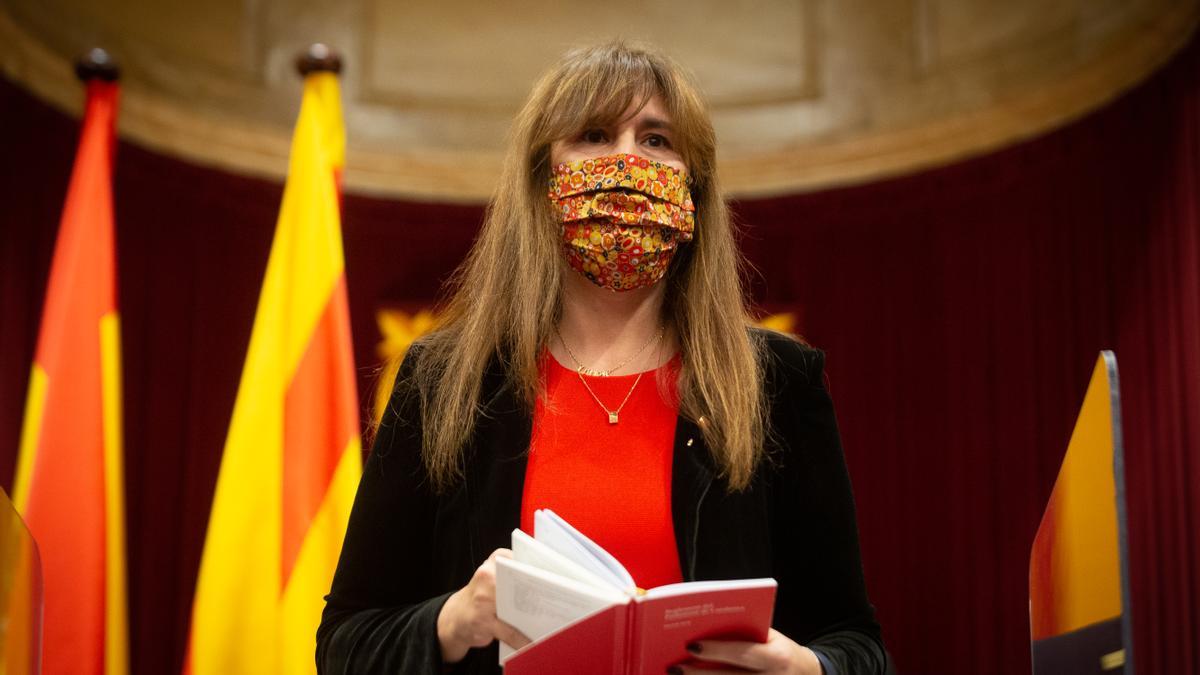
xmin=668 ymin=628 xmax=824 ymax=674
xmin=435 ymin=548 xmax=531 ymax=663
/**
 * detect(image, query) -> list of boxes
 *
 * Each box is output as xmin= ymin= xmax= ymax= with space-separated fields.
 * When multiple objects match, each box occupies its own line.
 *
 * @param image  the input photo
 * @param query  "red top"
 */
xmin=520 ymin=352 xmax=684 ymax=589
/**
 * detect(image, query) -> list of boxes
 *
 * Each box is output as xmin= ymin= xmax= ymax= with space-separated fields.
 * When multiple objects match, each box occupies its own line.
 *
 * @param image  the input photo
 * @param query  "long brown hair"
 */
xmin=411 ymin=39 xmax=766 ymax=491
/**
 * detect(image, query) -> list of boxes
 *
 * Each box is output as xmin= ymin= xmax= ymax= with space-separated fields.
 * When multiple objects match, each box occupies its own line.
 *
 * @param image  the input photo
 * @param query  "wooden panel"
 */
xmin=0 ymin=0 xmax=1194 ymax=200
xmin=6 ymin=0 xmax=250 ymax=76
xmin=360 ymin=0 xmax=818 ymax=110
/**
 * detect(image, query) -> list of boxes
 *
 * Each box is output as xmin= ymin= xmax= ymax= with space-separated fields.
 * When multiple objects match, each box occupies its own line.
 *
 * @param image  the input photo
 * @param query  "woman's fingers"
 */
xmin=494 ymin=617 xmax=532 ymax=651
xmin=487 ymin=552 xmax=528 ymax=649
xmin=685 ymin=638 xmax=769 ymax=670
xmin=439 ymin=548 xmax=527 ymax=660
xmin=479 ymin=549 xmax=526 ymax=647
xmin=680 ymin=629 xmax=817 ymax=674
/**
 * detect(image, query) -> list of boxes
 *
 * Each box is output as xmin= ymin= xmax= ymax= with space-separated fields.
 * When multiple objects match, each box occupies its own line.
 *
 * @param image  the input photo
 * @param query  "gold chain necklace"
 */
xmin=577 ymin=370 xmax=644 ymax=425
xmin=554 ymin=325 xmax=664 ymax=424
xmin=555 ymin=325 xmax=665 ymax=377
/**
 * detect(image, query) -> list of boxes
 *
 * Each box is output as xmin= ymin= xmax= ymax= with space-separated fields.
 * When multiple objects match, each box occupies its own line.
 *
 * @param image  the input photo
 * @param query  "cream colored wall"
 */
xmin=1 ymin=0 xmax=1195 ymax=202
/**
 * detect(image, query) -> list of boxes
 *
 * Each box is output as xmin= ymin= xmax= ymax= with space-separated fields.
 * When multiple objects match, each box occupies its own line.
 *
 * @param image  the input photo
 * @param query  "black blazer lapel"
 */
xmin=671 ymin=415 xmax=715 ymax=581
xmin=463 ymin=363 xmax=532 ymax=566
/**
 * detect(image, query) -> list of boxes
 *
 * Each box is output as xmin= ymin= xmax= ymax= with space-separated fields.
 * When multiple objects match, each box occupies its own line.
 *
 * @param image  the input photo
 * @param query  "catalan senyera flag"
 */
xmin=12 ymin=79 xmax=127 ymax=674
xmin=185 ymin=71 xmax=362 ymax=674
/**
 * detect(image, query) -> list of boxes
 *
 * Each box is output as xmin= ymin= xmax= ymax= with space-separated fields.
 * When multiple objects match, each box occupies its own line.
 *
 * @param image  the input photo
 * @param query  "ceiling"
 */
xmin=1 ymin=0 xmax=1195 ymax=201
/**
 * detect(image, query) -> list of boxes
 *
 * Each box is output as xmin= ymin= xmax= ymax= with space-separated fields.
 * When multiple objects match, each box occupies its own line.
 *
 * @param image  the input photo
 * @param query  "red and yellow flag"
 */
xmin=184 ymin=70 xmax=362 ymax=674
xmin=13 ymin=79 xmax=128 ymax=675
xmin=1 ymin=488 xmax=44 ymax=675
xmin=1030 ymin=354 xmax=1126 ymax=640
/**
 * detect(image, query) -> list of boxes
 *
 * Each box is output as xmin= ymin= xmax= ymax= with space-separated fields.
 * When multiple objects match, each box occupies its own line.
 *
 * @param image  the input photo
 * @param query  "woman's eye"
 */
xmin=644 ymin=134 xmax=671 ymax=149
xmin=582 ymin=129 xmax=607 ymax=143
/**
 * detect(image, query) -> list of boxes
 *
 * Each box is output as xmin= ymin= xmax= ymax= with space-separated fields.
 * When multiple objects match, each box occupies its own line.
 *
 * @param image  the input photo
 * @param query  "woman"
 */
xmin=317 ymin=41 xmax=887 ymax=674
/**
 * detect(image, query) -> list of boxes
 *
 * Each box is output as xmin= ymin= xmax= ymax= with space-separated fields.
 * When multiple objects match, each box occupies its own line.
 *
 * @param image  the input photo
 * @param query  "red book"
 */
xmin=496 ymin=510 xmax=776 ymax=674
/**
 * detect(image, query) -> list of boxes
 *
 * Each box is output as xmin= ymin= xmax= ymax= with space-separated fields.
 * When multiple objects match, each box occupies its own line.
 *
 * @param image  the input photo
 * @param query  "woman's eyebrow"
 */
xmin=639 ymin=116 xmax=675 ymax=132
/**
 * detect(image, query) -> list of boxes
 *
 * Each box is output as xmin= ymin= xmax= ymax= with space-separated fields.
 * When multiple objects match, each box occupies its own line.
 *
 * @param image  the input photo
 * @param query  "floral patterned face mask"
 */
xmin=549 ymin=153 xmax=695 ymax=292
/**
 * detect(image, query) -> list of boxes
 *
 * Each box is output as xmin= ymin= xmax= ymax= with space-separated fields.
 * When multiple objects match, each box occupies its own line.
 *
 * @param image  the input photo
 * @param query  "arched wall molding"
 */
xmin=1 ymin=1 xmax=1196 ymax=203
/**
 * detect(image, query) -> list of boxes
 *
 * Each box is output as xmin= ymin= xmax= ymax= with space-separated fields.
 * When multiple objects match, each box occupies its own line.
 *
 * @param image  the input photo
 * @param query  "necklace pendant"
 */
xmin=608 ymin=411 xmax=619 ymax=425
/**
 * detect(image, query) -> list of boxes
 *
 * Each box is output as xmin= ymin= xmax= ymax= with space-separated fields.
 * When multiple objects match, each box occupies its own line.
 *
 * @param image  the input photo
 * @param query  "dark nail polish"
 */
xmin=667 ymin=667 xmax=683 ymax=675
xmin=685 ymin=641 xmax=702 ymax=654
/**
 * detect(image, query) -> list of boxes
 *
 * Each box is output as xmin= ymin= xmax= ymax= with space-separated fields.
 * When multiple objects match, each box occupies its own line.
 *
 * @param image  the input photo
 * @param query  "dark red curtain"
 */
xmin=2 ymin=34 xmax=1197 ymax=675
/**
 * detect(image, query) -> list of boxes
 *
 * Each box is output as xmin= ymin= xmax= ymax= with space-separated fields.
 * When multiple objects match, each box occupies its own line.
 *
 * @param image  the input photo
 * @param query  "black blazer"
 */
xmin=317 ymin=330 xmax=888 ymax=674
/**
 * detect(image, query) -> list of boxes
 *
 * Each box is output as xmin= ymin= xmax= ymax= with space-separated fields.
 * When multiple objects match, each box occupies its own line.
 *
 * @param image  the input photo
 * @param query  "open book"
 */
xmin=496 ymin=509 xmax=777 ymax=674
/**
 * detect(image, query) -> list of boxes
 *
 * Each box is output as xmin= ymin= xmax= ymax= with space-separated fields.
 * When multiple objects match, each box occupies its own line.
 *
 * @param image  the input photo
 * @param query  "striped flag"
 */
xmin=184 ymin=69 xmax=362 ymax=674
xmin=12 ymin=77 xmax=128 ymax=674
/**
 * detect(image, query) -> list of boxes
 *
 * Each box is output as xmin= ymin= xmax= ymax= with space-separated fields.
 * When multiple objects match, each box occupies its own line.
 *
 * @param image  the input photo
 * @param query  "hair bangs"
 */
xmin=537 ymin=46 xmax=664 ymax=150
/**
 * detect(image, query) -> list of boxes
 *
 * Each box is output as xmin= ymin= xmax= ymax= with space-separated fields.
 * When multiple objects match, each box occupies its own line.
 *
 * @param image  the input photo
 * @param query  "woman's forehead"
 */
xmin=590 ymin=93 xmax=673 ymax=129
xmin=624 ymin=96 xmax=672 ymax=125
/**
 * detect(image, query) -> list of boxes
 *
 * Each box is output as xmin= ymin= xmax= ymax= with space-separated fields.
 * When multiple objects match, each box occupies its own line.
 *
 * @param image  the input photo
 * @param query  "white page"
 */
xmin=533 ymin=509 xmax=635 ymax=591
xmin=495 ymin=557 xmax=627 ymax=664
xmin=642 ymin=577 xmax=777 ymax=600
xmin=512 ymin=528 xmax=618 ymax=592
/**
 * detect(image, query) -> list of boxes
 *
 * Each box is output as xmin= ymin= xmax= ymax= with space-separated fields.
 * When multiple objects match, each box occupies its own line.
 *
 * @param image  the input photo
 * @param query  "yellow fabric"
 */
xmin=187 ymin=71 xmax=358 ymax=675
xmin=101 ymin=313 xmax=128 ymax=675
xmin=11 ymin=366 xmax=47 ymax=513
xmin=279 ymin=439 xmax=362 ymax=674
xmin=371 ymin=309 xmax=439 ymax=425
xmin=1049 ymin=356 xmax=1122 ymax=630
xmin=1031 ymin=355 xmax=1123 ymax=636
xmin=1 ymin=489 xmax=40 ymax=675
